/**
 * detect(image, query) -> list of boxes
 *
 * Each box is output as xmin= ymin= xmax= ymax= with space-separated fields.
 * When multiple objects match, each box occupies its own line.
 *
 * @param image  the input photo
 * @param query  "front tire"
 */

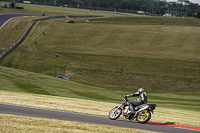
xmin=108 ymin=107 xmax=122 ymax=120
xmin=136 ymin=110 xmax=151 ymax=123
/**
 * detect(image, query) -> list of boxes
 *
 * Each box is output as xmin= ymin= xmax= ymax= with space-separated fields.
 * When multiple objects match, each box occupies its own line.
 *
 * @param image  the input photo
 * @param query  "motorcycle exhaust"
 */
xmin=136 ymin=105 xmax=149 ymax=113
xmin=133 ymin=105 xmax=149 ymax=117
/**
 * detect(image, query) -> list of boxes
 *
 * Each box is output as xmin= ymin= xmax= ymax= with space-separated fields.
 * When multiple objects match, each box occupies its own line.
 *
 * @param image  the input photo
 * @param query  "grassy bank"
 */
xmin=90 ymin=16 xmax=200 ymax=25
xmin=0 ymin=66 xmax=200 ymax=127
xmin=0 ymin=18 xmax=199 ymax=92
xmin=0 ymin=17 xmax=40 ymax=55
xmin=0 ymin=114 xmax=155 ymax=133
xmin=1 ymin=89 xmax=200 ymax=128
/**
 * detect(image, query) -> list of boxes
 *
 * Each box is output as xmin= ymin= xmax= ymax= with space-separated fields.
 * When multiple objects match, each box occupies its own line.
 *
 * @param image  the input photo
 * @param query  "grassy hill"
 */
xmin=90 ymin=16 xmax=200 ymax=25
xmin=0 ymin=16 xmax=200 ymax=93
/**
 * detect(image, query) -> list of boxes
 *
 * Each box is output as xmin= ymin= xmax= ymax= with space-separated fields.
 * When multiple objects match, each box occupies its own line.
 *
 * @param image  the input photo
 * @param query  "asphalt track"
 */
xmin=0 ymin=104 xmax=199 ymax=133
xmin=0 ymin=13 xmax=40 ymax=29
xmin=0 ymin=11 xmax=131 ymax=29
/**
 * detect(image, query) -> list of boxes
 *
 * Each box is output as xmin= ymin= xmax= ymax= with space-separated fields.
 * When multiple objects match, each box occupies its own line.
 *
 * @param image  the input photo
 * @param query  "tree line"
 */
xmin=14 ymin=0 xmax=200 ymax=17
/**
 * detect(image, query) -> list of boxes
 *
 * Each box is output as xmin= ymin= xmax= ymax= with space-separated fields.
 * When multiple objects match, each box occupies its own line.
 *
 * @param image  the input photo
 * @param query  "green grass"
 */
xmin=0 ymin=17 xmax=34 ymax=55
xmin=0 ymin=114 xmax=154 ymax=133
xmin=90 ymin=16 xmax=200 ymax=25
xmin=0 ymin=1 xmax=118 ymax=17
xmin=0 ymin=18 xmax=199 ymax=93
xmin=0 ymin=66 xmax=200 ymax=112
xmin=0 ymin=66 xmax=122 ymax=101
xmin=0 ymin=66 xmax=200 ymax=128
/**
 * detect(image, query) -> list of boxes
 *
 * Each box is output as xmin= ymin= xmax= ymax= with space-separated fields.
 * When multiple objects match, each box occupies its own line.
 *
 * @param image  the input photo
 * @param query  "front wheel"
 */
xmin=136 ymin=110 xmax=151 ymax=123
xmin=108 ymin=107 xmax=122 ymax=120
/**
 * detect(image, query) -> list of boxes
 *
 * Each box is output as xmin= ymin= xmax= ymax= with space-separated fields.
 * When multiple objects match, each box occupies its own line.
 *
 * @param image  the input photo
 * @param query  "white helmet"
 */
xmin=138 ymin=88 xmax=145 ymax=92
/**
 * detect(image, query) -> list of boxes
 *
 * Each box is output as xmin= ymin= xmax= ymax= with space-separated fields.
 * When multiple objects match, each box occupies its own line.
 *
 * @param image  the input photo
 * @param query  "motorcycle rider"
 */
xmin=124 ymin=88 xmax=147 ymax=114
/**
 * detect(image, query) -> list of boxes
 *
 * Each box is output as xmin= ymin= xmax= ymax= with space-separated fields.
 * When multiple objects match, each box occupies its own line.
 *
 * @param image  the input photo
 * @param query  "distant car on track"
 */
xmin=2 ymin=3 xmax=7 ymax=8
xmin=56 ymin=75 xmax=69 ymax=80
xmin=66 ymin=20 xmax=75 ymax=23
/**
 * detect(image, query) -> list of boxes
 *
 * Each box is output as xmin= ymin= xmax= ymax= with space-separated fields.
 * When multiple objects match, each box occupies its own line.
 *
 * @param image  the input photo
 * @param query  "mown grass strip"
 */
xmin=0 ymin=66 xmax=200 ymax=112
xmin=0 ymin=114 xmax=156 ymax=133
xmin=0 ymin=66 xmax=200 ymax=127
xmin=2 ymin=19 xmax=197 ymax=94
xmin=0 ymin=90 xmax=200 ymax=128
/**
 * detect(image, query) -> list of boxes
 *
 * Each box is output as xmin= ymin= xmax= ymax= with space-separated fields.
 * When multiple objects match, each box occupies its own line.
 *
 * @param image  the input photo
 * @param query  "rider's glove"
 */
xmin=124 ymin=95 xmax=130 ymax=98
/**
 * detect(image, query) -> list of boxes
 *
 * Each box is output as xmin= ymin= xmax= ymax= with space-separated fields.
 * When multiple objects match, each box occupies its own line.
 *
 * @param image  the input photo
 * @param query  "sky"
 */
xmin=167 ymin=0 xmax=200 ymax=4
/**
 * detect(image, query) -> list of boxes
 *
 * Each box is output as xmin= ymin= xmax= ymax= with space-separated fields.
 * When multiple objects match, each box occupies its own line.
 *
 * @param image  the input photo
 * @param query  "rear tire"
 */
xmin=108 ymin=107 xmax=122 ymax=120
xmin=136 ymin=110 xmax=151 ymax=123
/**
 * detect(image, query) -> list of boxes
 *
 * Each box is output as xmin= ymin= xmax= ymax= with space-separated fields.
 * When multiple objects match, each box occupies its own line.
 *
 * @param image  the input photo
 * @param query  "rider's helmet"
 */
xmin=138 ymin=88 xmax=145 ymax=93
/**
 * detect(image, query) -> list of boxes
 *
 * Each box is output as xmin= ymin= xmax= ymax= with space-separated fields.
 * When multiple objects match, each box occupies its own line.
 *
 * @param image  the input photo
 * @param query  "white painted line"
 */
xmin=18 ymin=15 xmax=38 ymax=18
xmin=0 ymin=17 xmax=15 ymax=30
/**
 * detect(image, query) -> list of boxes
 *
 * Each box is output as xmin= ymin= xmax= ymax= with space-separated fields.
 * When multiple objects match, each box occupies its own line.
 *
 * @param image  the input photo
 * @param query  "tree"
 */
xmin=147 ymin=0 xmax=156 ymax=13
xmin=140 ymin=6 xmax=146 ymax=12
xmin=156 ymin=6 xmax=168 ymax=14
xmin=196 ymin=11 xmax=200 ymax=18
xmin=178 ymin=0 xmax=186 ymax=3
xmin=28 ymin=0 xmax=200 ymax=14
xmin=120 ymin=0 xmax=131 ymax=9
xmin=131 ymin=3 xmax=140 ymax=10
xmin=99 ymin=1 xmax=109 ymax=8
xmin=160 ymin=1 xmax=166 ymax=7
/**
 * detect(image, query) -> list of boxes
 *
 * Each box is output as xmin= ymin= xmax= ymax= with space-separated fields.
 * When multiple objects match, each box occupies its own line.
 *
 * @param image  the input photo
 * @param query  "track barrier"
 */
xmin=1 ymin=15 xmax=199 ymax=61
xmin=0 ymin=19 xmax=36 ymax=60
xmin=0 ymin=15 xmax=98 ymax=60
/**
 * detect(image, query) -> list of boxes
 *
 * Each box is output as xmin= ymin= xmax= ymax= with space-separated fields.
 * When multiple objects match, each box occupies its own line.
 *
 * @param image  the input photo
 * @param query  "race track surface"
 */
xmin=0 ymin=104 xmax=199 ymax=133
xmin=0 ymin=13 xmax=40 ymax=29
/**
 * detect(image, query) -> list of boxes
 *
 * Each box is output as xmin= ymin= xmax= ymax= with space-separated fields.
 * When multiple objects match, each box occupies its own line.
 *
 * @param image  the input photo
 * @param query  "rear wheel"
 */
xmin=136 ymin=110 xmax=151 ymax=123
xmin=108 ymin=107 xmax=122 ymax=120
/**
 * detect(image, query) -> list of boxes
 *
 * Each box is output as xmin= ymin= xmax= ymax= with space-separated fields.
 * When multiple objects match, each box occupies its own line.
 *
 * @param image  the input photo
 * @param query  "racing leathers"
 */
xmin=125 ymin=91 xmax=147 ymax=113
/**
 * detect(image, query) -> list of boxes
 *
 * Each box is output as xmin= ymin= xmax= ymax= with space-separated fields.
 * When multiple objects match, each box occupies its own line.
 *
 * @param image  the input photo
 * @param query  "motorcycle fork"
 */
xmin=113 ymin=103 xmax=123 ymax=114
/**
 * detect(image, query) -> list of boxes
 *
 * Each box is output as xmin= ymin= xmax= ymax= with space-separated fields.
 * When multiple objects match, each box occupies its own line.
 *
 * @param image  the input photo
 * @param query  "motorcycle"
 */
xmin=108 ymin=97 xmax=156 ymax=123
